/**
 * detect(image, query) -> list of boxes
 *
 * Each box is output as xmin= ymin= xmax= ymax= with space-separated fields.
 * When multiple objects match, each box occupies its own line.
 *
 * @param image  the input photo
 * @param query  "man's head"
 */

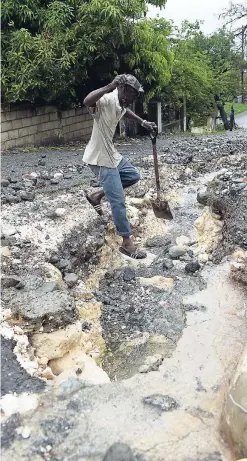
xmin=117 ymin=74 xmax=144 ymax=107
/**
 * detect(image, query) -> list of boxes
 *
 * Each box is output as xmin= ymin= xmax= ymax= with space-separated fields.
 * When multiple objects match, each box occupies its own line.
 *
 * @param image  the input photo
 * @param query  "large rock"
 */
xmin=55 ymin=208 xmax=66 ymax=218
xmin=31 ymin=321 xmax=82 ymax=361
xmin=11 ymin=290 xmax=77 ymax=332
xmin=169 ymin=245 xmax=187 ymax=259
xmin=1 ymin=224 xmax=17 ymax=238
xmin=176 ymin=235 xmax=190 ymax=246
xmin=146 ymin=235 xmax=171 ymax=248
xmin=221 ymin=344 xmax=247 ymax=458
xmin=44 ymin=263 xmax=64 ymax=290
xmin=1 ymin=247 xmax=11 ymax=258
xmin=6 ymin=195 xmax=21 ymax=204
xmin=19 ymin=191 xmax=35 ymax=202
xmin=64 ymin=273 xmax=79 ymax=288
xmin=162 ymin=258 xmax=174 ymax=270
xmin=52 ymin=352 xmax=110 ymax=385
xmin=128 ymin=197 xmax=146 ymax=209
xmin=139 ymin=354 xmax=163 ymax=373
xmin=1 ymin=275 xmax=22 ymax=288
xmin=197 ymin=187 xmax=209 ymax=205
xmin=194 ymin=207 xmax=223 ymax=253
xmin=185 ymin=261 xmax=201 ymax=274
xmin=1 ymin=179 xmax=10 ymax=187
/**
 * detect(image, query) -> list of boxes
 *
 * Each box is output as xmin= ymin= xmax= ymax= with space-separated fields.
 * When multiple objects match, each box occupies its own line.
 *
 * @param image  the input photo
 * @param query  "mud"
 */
xmin=1 ymin=131 xmax=247 ymax=460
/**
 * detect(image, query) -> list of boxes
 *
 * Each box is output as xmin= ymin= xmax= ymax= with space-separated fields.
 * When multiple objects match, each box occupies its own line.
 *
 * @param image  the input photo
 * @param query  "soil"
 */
xmin=1 ymin=130 xmax=247 ymax=461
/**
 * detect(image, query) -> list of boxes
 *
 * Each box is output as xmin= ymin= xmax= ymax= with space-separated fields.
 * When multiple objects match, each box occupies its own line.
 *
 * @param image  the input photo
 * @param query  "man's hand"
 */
xmin=111 ymin=75 xmax=127 ymax=89
xmin=125 ymin=109 xmax=158 ymax=135
xmin=143 ymin=121 xmax=157 ymax=135
xmin=83 ymin=76 xmax=126 ymax=106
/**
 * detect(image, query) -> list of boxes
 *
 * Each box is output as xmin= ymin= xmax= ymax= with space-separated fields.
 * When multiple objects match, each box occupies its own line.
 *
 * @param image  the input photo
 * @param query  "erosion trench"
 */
xmin=1 ymin=133 xmax=247 ymax=460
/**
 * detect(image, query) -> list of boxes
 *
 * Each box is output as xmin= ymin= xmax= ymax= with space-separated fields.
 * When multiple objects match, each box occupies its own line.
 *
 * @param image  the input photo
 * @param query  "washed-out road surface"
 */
xmin=1 ymin=131 xmax=247 ymax=461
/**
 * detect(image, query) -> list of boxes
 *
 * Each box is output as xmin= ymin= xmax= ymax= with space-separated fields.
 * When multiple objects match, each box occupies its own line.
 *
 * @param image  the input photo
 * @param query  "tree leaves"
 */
xmin=1 ymin=0 xmax=241 ymax=114
xmin=1 ymin=0 xmax=171 ymax=106
xmin=162 ymin=22 xmax=241 ymax=126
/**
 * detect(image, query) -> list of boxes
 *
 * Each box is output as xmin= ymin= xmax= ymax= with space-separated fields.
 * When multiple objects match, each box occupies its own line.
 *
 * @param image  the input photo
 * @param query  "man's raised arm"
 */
xmin=83 ymin=82 xmax=116 ymax=108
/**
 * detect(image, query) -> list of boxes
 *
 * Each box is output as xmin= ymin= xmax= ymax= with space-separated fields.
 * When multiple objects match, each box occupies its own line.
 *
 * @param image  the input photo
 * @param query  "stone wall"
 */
xmin=1 ymin=105 xmax=93 ymax=150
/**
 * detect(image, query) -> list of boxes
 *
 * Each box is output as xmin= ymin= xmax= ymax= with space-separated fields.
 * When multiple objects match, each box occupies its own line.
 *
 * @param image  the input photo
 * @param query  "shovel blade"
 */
xmin=151 ymin=198 xmax=173 ymax=220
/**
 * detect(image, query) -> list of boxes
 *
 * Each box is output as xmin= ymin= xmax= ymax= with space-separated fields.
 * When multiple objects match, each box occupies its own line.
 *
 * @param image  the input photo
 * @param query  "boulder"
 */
xmin=169 ymin=245 xmax=187 ymax=259
xmin=31 ymin=321 xmax=82 ymax=361
xmin=52 ymin=352 xmax=110 ymax=385
xmin=11 ymin=290 xmax=77 ymax=332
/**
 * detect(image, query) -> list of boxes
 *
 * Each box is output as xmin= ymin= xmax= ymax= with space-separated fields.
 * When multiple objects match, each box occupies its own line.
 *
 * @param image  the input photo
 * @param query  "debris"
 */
xmin=169 ymin=245 xmax=187 ymax=259
xmin=139 ymin=354 xmax=163 ymax=373
xmin=64 ymin=273 xmax=79 ymax=288
xmin=185 ymin=261 xmax=201 ymax=274
xmin=143 ymin=394 xmax=179 ymax=411
xmin=55 ymin=208 xmax=66 ymax=217
xmin=16 ymin=426 xmax=31 ymax=439
xmin=1 ymin=224 xmax=17 ymax=237
xmin=1 ymin=275 xmax=22 ymax=288
xmin=197 ymin=187 xmax=209 ymax=205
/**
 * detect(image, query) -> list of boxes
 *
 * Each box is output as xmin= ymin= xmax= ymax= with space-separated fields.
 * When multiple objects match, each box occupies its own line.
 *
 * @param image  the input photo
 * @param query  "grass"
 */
xmin=224 ymin=102 xmax=247 ymax=117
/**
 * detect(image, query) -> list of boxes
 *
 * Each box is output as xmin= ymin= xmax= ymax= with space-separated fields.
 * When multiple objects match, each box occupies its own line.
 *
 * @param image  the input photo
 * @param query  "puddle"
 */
xmin=94 ymin=170 xmax=224 ymax=380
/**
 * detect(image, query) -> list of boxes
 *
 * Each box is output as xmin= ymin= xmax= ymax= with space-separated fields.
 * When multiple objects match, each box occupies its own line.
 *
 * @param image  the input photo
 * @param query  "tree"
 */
xmin=162 ymin=22 xmax=242 ymax=130
xmin=220 ymin=1 xmax=247 ymax=102
xmin=195 ymin=28 xmax=242 ymax=128
xmin=161 ymin=22 xmax=214 ymax=128
xmin=220 ymin=1 xmax=247 ymax=36
xmin=1 ymin=0 xmax=173 ymax=107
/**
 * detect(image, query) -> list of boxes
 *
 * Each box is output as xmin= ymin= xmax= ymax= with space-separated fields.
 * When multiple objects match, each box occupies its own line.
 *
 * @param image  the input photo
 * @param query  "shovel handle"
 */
xmin=150 ymin=133 xmax=161 ymax=199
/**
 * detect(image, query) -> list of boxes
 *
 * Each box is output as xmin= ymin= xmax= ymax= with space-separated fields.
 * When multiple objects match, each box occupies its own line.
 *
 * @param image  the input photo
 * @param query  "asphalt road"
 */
xmin=235 ymin=109 xmax=247 ymax=129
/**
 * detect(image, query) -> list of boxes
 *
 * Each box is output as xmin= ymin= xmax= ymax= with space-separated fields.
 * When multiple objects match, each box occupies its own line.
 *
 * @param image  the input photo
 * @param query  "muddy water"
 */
xmin=94 ymin=170 xmax=225 ymax=380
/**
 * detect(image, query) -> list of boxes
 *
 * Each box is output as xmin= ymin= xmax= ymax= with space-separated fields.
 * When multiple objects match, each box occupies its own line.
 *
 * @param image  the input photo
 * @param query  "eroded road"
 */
xmin=1 ymin=131 xmax=247 ymax=460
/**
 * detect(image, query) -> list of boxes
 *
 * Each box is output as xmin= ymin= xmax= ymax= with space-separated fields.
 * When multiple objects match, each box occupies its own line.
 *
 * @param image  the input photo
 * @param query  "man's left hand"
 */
xmin=143 ymin=121 xmax=157 ymax=134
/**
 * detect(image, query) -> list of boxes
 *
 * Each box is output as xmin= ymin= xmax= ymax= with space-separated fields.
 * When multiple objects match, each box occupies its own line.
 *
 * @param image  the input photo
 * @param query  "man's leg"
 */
xmin=100 ymin=166 xmax=145 ymax=256
xmin=85 ymin=165 xmax=105 ymax=215
xmin=118 ymin=158 xmax=141 ymax=189
xmin=87 ymin=158 xmax=140 ymax=206
xmin=86 ymin=162 xmax=145 ymax=257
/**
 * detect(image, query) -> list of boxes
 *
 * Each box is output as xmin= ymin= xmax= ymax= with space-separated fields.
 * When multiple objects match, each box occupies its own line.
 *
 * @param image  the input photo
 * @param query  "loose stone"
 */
xmin=143 ymin=394 xmax=179 ymax=412
xmin=185 ymin=261 xmax=201 ymax=273
xmin=169 ymin=245 xmax=187 ymax=259
xmin=19 ymin=191 xmax=35 ymax=201
xmin=197 ymin=188 xmax=209 ymax=205
xmin=1 ymin=179 xmax=10 ymax=187
xmin=64 ymin=273 xmax=79 ymax=288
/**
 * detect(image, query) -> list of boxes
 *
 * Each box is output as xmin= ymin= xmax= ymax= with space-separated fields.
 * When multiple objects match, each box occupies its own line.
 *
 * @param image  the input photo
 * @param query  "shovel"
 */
xmin=150 ymin=132 xmax=173 ymax=220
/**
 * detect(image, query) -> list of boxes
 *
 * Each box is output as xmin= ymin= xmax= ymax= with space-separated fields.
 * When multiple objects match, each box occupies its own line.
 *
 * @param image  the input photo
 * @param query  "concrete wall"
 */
xmin=1 ymin=105 xmax=93 ymax=150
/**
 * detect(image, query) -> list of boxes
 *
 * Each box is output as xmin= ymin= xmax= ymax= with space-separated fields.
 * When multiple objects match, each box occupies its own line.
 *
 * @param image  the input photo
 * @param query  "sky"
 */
xmin=148 ymin=0 xmax=246 ymax=34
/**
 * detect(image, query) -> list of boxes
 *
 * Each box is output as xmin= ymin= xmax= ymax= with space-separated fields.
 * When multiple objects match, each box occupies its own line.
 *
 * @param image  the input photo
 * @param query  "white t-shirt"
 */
xmin=83 ymin=89 xmax=126 ymax=168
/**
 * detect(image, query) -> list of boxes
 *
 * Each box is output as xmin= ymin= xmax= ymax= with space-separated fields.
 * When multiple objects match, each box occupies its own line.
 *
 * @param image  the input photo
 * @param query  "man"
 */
xmin=83 ymin=74 xmax=157 ymax=259
xmin=229 ymin=106 xmax=235 ymax=132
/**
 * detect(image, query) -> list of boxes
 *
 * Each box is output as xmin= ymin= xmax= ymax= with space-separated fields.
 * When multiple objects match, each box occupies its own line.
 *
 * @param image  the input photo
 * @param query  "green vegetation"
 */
xmin=224 ymin=102 xmax=247 ymax=116
xmin=1 ymin=0 xmax=244 ymax=129
xmin=1 ymin=0 xmax=173 ymax=107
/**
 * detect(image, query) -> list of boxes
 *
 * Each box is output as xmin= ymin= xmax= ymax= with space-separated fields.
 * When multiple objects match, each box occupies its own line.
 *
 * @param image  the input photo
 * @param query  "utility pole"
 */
xmin=241 ymin=25 xmax=247 ymax=103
